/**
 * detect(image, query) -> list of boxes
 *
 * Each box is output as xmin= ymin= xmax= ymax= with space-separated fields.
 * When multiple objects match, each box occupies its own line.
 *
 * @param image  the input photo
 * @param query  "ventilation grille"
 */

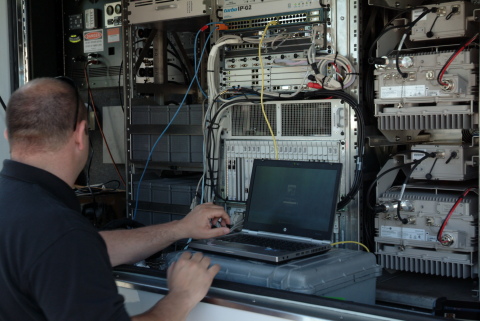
xmin=88 ymin=66 xmax=108 ymax=77
xmin=378 ymin=114 xmax=473 ymax=130
xmin=109 ymin=65 xmax=122 ymax=77
xmin=231 ymin=102 xmax=332 ymax=137
xmin=381 ymin=191 xmax=475 ymax=204
xmin=70 ymin=65 xmax=122 ymax=80
xmin=282 ymin=102 xmax=331 ymax=136
xmin=378 ymin=253 xmax=473 ymax=278
xmin=232 ymin=104 xmax=276 ymax=136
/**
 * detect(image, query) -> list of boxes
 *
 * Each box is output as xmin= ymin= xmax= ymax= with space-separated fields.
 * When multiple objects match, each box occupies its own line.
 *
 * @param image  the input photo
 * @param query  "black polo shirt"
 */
xmin=0 ymin=160 xmax=130 ymax=321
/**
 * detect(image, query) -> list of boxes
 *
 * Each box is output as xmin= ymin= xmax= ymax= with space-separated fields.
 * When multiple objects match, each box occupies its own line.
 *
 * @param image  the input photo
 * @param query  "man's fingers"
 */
xmin=217 ymin=212 xmax=231 ymax=224
xmin=210 ymin=214 xmax=231 ymax=225
xmin=191 ymin=252 xmax=213 ymax=269
xmin=205 ymin=227 xmax=231 ymax=238
xmin=208 ymin=264 xmax=221 ymax=277
xmin=189 ymin=251 xmax=203 ymax=262
xmin=175 ymin=252 xmax=218 ymax=279
xmin=180 ymin=251 xmax=193 ymax=258
xmin=177 ymin=251 xmax=214 ymax=266
xmin=203 ymin=206 xmax=231 ymax=223
xmin=199 ymin=255 xmax=211 ymax=268
xmin=179 ymin=251 xmax=193 ymax=261
xmin=167 ymin=261 xmax=175 ymax=274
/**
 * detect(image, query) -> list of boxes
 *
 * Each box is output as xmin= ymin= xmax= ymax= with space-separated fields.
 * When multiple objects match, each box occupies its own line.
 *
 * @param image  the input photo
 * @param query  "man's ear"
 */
xmin=75 ymin=120 xmax=88 ymax=149
xmin=82 ymin=117 xmax=89 ymax=135
xmin=4 ymin=129 xmax=8 ymax=141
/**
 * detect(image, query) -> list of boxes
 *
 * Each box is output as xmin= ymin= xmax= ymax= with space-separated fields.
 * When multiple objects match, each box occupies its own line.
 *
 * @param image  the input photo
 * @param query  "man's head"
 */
xmin=4 ymin=77 xmax=89 ymax=185
xmin=5 ymin=77 xmax=87 ymax=154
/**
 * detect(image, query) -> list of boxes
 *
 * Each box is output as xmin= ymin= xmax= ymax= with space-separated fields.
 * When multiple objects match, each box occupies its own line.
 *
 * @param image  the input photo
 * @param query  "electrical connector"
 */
xmin=323 ymin=77 xmax=342 ymax=90
xmin=214 ymin=23 xmax=229 ymax=30
xmin=314 ymin=74 xmax=324 ymax=83
xmin=316 ymin=74 xmax=342 ymax=90
xmin=307 ymin=82 xmax=322 ymax=89
xmin=373 ymin=204 xmax=387 ymax=213
xmin=373 ymin=57 xmax=388 ymax=65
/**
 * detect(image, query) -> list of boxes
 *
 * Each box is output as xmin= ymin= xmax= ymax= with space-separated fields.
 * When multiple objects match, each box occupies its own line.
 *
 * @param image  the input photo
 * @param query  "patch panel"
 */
xmin=224 ymin=9 xmax=327 ymax=31
xmin=222 ymin=140 xmax=344 ymax=201
xmin=222 ymin=0 xmax=324 ymax=20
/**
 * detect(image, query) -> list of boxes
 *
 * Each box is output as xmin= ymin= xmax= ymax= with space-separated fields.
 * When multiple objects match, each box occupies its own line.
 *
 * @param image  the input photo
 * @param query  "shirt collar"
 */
xmin=1 ymin=159 xmax=81 ymax=212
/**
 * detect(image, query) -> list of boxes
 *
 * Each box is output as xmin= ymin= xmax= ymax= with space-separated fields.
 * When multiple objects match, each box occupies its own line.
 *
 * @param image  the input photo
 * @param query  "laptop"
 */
xmin=188 ymin=159 xmax=343 ymax=263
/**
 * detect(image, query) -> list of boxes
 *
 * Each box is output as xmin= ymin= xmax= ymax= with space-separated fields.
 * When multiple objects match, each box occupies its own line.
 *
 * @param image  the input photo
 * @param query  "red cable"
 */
xmin=437 ymin=187 xmax=475 ymax=243
xmin=438 ymin=33 xmax=478 ymax=86
xmin=307 ymin=82 xmax=322 ymax=89
xmin=438 ymin=50 xmax=464 ymax=86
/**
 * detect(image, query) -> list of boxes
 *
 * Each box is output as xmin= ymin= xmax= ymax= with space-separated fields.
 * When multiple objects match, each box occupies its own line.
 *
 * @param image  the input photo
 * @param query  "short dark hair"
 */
xmin=6 ymin=77 xmax=87 ymax=152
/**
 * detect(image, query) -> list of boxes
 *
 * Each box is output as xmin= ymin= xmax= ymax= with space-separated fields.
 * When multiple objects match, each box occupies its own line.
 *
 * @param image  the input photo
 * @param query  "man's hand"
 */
xmin=167 ymin=252 xmax=220 ymax=309
xmin=100 ymin=203 xmax=230 ymax=267
xmin=178 ymin=203 xmax=231 ymax=240
xmin=132 ymin=252 xmax=219 ymax=321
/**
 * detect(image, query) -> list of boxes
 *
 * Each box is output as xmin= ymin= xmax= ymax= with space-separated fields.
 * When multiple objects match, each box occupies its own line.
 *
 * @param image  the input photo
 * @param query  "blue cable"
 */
xmin=194 ymin=30 xmax=208 ymax=98
xmin=194 ymin=22 xmax=219 ymax=98
xmin=133 ymin=26 xmax=218 ymax=220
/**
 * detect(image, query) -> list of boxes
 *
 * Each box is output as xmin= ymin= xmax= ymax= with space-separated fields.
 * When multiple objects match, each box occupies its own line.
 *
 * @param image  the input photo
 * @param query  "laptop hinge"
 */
xmin=243 ymin=230 xmax=329 ymax=244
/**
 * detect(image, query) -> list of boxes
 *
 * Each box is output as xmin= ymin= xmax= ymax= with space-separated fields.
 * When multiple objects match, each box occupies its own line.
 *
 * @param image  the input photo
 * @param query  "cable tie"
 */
xmin=200 ymin=25 xmax=209 ymax=32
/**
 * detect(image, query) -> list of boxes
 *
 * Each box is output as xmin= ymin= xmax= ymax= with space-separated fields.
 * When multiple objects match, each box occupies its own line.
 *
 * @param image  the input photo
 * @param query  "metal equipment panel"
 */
xmin=127 ymin=0 xmax=208 ymax=24
xmin=63 ymin=0 xmax=124 ymax=88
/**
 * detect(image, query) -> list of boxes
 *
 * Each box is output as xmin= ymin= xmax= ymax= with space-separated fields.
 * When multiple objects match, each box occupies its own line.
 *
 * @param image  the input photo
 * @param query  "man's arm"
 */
xmin=100 ymin=203 xmax=231 ymax=267
xmin=131 ymin=252 xmax=218 ymax=321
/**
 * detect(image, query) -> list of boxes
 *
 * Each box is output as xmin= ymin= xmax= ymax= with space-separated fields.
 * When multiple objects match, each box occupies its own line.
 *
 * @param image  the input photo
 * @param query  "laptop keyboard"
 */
xmin=222 ymin=234 xmax=318 ymax=251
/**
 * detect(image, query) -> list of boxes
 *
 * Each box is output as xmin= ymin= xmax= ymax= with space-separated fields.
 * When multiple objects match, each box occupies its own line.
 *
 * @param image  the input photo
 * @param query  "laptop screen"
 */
xmin=244 ymin=159 xmax=342 ymax=240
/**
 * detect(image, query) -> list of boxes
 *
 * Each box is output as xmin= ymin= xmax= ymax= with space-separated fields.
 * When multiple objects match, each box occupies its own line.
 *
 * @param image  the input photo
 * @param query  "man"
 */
xmin=0 ymin=77 xmax=231 ymax=320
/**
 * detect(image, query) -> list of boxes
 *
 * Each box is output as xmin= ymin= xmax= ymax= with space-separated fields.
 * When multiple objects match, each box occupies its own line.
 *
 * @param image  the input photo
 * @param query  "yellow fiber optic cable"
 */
xmin=330 ymin=241 xmax=370 ymax=252
xmin=258 ymin=20 xmax=279 ymax=159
